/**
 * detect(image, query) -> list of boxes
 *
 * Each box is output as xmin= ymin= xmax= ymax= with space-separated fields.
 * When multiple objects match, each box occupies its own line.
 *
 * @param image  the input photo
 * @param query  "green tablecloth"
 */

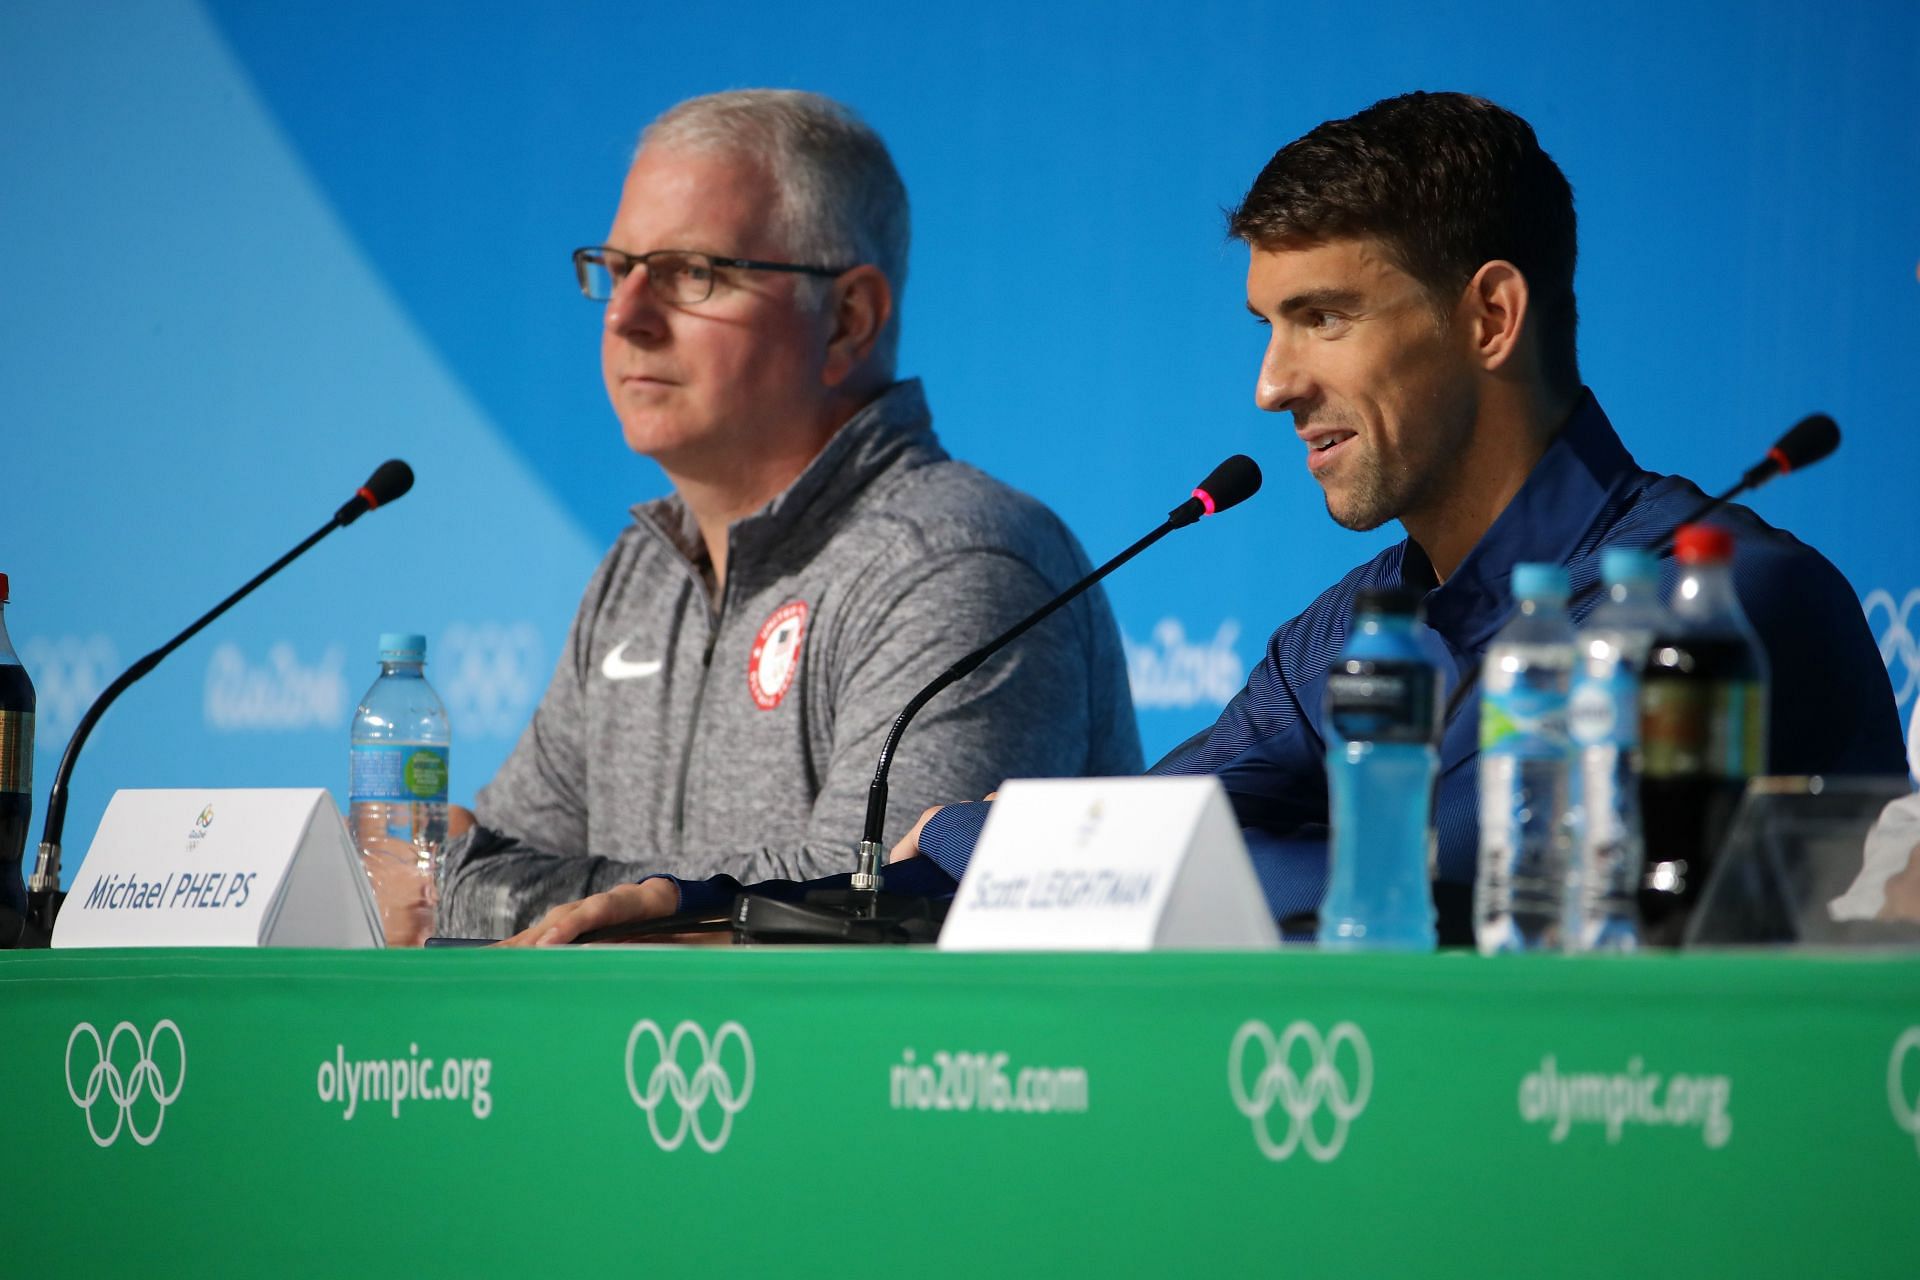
xmin=5 ymin=947 xmax=1919 ymax=1276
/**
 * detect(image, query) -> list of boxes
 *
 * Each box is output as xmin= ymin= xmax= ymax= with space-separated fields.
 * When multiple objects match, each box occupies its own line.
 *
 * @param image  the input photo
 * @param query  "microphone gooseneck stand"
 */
xmin=15 ymin=461 xmax=415 ymax=946
xmin=1439 ymin=413 xmax=1841 ymax=745
xmin=721 ymin=454 xmax=1265 ymax=946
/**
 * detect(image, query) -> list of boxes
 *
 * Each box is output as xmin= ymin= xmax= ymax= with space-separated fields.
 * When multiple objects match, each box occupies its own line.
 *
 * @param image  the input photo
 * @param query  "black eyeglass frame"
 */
xmin=571 ymin=245 xmax=853 ymax=303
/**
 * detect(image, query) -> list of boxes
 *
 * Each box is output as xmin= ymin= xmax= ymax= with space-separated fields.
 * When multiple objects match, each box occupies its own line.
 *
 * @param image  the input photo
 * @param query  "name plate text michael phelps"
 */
xmin=54 ymin=788 xmax=382 ymax=948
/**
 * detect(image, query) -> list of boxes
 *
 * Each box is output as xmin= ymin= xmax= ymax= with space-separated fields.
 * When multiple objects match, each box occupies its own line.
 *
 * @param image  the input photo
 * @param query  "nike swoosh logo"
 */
xmin=601 ymin=643 xmax=663 ymax=681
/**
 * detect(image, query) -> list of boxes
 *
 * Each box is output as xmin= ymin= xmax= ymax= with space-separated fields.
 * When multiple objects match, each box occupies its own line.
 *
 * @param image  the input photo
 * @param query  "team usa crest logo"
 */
xmin=748 ymin=601 xmax=809 ymax=711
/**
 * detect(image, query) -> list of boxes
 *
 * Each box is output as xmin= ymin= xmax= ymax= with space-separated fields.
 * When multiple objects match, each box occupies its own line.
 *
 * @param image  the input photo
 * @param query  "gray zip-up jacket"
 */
xmin=438 ymin=380 xmax=1141 ymax=936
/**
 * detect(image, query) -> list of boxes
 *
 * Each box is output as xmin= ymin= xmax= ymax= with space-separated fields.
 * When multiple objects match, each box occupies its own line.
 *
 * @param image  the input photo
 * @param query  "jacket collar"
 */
xmin=629 ymin=379 xmax=941 ymax=578
xmin=1406 ymin=389 xmax=1641 ymax=646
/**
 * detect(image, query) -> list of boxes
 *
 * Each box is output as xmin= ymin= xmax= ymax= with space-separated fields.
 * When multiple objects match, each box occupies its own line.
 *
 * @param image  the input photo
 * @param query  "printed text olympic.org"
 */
xmin=1519 ymin=1055 xmax=1732 ymax=1148
xmin=890 ymin=1049 xmax=1089 ymax=1114
xmin=316 ymin=1044 xmax=492 ymax=1120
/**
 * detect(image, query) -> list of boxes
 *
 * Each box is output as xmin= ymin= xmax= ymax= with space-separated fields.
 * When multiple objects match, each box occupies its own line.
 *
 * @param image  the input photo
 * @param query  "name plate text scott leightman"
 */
xmin=937 ymin=777 xmax=1278 ymax=952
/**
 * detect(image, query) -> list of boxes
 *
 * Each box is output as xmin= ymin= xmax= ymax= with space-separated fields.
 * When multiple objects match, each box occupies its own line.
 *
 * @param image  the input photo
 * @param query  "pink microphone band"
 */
xmin=1192 ymin=488 xmax=1217 ymax=516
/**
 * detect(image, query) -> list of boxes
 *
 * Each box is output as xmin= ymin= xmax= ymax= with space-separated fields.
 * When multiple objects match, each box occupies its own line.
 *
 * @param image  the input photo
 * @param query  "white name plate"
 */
xmin=937 ymin=776 xmax=1280 ymax=951
xmin=53 ymin=788 xmax=384 ymax=949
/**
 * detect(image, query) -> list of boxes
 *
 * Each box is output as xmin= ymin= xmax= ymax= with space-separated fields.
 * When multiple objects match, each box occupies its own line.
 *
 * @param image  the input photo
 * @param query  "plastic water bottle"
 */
xmin=1317 ymin=586 xmax=1443 ymax=951
xmin=349 ymin=633 xmax=449 ymax=945
xmin=1567 ymin=549 xmax=1668 ymax=952
xmin=1475 ymin=564 xmax=1576 ymax=954
xmin=1639 ymin=524 xmax=1768 ymax=945
xmin=0 ymin=574 xmax=35 ymax=918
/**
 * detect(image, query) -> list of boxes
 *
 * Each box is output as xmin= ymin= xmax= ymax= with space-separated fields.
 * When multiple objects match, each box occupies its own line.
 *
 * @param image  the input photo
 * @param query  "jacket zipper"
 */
xmin=671 ymin=626 xmax=718 ymax=844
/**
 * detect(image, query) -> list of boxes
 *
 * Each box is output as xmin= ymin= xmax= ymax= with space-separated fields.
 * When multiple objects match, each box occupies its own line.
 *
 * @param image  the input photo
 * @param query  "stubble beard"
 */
xmin=1320 ymin=409 xmax=1474 ymax=535
xmin=1322 ymin=448 xmax=1426 ymax=533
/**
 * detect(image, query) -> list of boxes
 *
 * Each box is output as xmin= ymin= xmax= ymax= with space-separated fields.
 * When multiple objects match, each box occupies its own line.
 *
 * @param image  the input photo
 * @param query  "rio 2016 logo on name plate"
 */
xmin=624 ymin=1019 xmax=755 ymax=1153
xmin=1890 ymin=1027 xmax=1920 ymax=1156
xmin=1228 ymin=1019 xmax=1373 ymax=1162
xmin=64 ymin=1020 xmax=187 ymax=1148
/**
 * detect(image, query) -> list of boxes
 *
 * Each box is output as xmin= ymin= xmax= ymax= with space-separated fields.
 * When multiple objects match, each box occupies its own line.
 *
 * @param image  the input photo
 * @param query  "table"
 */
xmin=5 ymin=947 xmax=1919 ymax=1276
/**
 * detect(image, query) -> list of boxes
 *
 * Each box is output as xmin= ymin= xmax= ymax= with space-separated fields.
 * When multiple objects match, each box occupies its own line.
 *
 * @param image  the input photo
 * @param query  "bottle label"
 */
xmin=1480 ymin=676 xmax=1569 ymax=758
xmin=1642 ymin=678 xmax=1762 ymax=779
xmin=1570 ymin=667 xmax=1637 ymax=749
xmin=0 ymin=709 xmax=31 ymax=795
xmin=350 ymin=745 xmax=448 ymax=803
xmin=1326 ymin=661 xmax=1439 ymax=744
xmin=1716 ymin=680 xmax=1766 ymax=777
xmin=1641 ymin=678 xmax=1707 ymax=778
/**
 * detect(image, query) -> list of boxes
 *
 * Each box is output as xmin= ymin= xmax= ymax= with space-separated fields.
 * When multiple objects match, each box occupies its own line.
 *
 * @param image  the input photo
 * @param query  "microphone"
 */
xmin=1737 ymin=413 xmax=1839 ymax=491
xmin=1451 ymin=416 xmax=1844 ymax=730
xmin=1646 ymin=413 xmax=1841 ymax=563
xmin=17 ymin=461 xmax=416 ymax=944
xmin=693 ymin=454 xmax=1264 ymax=945
xmin=1167 ymin=454 xmax=1264 ymax=528
xmin=335 ymin=459 xmax=415 ymax=527
xmin=844 ymin=454 xmax=1263 ymax=899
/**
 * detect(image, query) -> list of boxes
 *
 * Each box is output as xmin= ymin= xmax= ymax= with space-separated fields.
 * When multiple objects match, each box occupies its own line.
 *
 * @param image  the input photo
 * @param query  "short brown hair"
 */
xmin=1229 ymin=92 xmax=1580 ymax=394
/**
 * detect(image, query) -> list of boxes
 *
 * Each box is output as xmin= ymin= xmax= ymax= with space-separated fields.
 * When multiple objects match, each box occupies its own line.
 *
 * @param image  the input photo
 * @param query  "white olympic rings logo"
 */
xmin=1229 ymin=1019 xmax=1372 ymax=1162
xmin=1865 ymin=589 xmax=1920 ymax=709
xmin=440 ymin=622 xmax=544 ymax=737
xmin=624 ymin=1019 xmax=755 ymax=1153
xmin=1889 ymin=1027 xmax=1920 ymax=1156
xmin=64 ymin=1020 xmax=187 ymax=1148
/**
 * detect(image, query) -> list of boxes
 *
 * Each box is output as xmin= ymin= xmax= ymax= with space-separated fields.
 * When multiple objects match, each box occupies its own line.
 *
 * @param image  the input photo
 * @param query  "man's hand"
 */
xmin=888 ymin=806 xmax=942 ymax=864
xmin=888 ymin=791 xmax=996 ymax=866
xmin=499 ymin=878 xmax=679 ymax=947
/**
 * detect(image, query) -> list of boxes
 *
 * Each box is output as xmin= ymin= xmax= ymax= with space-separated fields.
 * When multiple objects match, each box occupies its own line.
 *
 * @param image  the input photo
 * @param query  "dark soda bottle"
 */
xmin=0 ymin=573 xmax=35 ymax=917
xmin=1637 ymin=526 xmax=1767 ymax=944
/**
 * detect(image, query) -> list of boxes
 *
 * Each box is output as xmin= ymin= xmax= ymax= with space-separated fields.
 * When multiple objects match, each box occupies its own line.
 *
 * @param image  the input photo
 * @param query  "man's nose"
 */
xmin=605 ymin=264 xmax=666 ymax=339
xmin=1254 ymin=337 xmax=1307 ymax=412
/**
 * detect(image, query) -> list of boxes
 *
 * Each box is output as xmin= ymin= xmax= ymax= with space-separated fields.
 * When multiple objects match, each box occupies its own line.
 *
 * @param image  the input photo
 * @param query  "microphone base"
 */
xmin=848 ymin=840 xmax=885 ymax=893
xmin=27 ymin=887 xmax=64 ymax=940
xmin=0 ymin=903 xmax=52 ymax=949
xmin=731 ymin=889 xmax=947 ymax=946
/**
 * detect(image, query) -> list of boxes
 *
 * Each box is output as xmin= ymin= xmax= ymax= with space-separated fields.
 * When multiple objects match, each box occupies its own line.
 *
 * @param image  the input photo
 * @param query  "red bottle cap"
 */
xmin=0 ymin=572 xmax=8 ymax=603
xmin=1673 ymin=524 xmax=1735 ymax=564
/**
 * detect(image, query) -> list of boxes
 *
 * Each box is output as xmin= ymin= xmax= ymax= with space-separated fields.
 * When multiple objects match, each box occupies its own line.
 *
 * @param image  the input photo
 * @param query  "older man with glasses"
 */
xmin=429 ymin=89 xmax=1140 ymax=943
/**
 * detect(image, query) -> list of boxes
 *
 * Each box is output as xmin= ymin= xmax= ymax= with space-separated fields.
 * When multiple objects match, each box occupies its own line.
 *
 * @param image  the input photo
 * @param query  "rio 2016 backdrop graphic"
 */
xmin=3 ymin=1 xmax=1916 ymax=880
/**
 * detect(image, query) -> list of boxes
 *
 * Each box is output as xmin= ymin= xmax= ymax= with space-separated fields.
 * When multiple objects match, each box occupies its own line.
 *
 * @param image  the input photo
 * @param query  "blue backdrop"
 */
xmin=4 ymin=0 xmax=1916 ymax=884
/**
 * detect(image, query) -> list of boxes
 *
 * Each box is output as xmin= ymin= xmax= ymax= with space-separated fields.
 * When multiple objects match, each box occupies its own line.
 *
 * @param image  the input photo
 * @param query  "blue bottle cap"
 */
xmin=378 ymin=632 xmax=427 ymax=660
xmin=1511 ymin=563 xmax=1569 ymax=602
xmin=1600 ymin=548 xmax=1658 ymax=586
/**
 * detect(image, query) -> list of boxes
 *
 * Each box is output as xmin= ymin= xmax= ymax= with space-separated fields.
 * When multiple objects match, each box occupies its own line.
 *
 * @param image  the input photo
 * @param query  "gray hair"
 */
xmin=641 ymin=89 xmax=910 ymax=374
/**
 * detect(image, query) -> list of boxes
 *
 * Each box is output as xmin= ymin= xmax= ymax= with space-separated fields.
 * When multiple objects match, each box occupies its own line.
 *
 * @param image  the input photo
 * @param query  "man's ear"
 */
xmin=821 ymin=265 xmax=893 ymax=388
xmin=1458 ymin=260 xmax=1529 ymax=374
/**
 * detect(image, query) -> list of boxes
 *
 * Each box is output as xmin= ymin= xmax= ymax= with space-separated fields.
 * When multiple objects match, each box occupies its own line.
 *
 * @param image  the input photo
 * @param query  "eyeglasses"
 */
xmin=571 ymin=246 xmax=851 ymax=305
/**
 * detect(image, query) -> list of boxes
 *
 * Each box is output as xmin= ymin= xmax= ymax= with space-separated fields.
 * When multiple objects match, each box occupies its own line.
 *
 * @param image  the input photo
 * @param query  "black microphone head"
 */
xmin=1194 ymin=454 xmax=1262 ymax=515
xmin=364 ymin=459 xmax=415 ymax=508
xmin=1773 ymin=414 xmax=1839 ymax=473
